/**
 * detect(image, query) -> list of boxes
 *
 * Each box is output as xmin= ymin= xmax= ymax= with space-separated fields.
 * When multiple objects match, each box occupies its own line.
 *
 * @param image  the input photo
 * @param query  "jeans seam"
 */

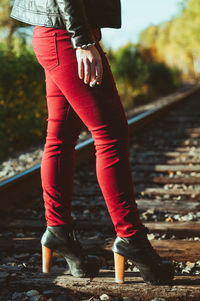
xmin=59 ymin=104 xmax=71 ymax=202
xmin=48 ymin=32 xmax=59 ymax=71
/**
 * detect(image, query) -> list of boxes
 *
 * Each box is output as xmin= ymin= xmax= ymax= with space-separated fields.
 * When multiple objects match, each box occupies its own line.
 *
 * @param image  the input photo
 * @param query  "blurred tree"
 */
xmin=0 ymin=0 xmax=30 ymax=49
xmin=138 ymin=0 xmax=200 ymax=79
xmin=146 ymin=62 xmax=180 ymax=98
xmin=111 ymin=43 xmax=149 ymax=105
xmin=0 ymin=46 xmax=46 ymax=160
xmin=112 ymin=43 xmax=149 ymax=86
xmin=139 ymin=25 xmax=159 ymax=49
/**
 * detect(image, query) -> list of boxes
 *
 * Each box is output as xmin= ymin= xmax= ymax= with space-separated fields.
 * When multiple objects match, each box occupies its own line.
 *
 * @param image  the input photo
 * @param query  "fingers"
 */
xmin=78 ymin=60 xmax=84 ymax=80
xmin=78 ymin=57 xmax=93 ymax=85
xmin=84 ymin=58 xmax=90 ymax=85
xmin=81 ymin=58 xmax=102 ymax=87
xmin=89 ymin=57 xmax=103 ymax=87
xmin=95 ymin=58 xmax=103 ymax=85
xmin=89 ymin=59 xmax=96 ymax=87
xmin=76 ymin=48 xmax=103 ymax=87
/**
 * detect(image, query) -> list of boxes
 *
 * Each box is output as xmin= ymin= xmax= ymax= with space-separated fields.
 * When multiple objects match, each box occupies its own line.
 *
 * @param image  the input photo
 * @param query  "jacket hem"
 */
xmin=10 ymin=5 xmax=121 ymax=30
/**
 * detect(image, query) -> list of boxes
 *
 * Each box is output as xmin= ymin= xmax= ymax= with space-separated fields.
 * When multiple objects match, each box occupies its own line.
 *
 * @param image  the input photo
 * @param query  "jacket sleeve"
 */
xmin=55 ymin=0 xmax=95 ymax=49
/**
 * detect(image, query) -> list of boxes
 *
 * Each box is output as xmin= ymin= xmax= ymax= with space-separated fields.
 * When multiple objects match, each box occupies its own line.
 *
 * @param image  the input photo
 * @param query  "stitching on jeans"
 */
xmin=55 ymin=33 xmax=60 ymax=67
xmin=47 ymin=33 xmax=59 ymax=71
xmin=58 ymin=104 xmax=71 ymax=202
xmin=65 ymin=104 xmax=71 ymax=121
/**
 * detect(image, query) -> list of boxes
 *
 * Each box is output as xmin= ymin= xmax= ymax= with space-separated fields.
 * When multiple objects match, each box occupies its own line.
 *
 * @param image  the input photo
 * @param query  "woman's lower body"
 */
xmin=32 ymin=26 xmax=145 ymax=238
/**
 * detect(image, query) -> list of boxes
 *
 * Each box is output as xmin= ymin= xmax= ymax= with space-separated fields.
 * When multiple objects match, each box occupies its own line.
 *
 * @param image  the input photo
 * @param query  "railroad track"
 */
xmin=1 ymin=85 xmax=200 ymax=300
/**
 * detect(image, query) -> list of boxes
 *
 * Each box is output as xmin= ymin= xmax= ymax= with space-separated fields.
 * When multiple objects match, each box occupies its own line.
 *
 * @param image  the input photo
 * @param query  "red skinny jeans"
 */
xmin=32 ymin=26 xmax=144 ymax=237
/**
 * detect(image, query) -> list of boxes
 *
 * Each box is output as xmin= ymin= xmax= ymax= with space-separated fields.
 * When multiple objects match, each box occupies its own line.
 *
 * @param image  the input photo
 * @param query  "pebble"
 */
xmin=147 ymin=233 xmax=155 ymax=240
xmin=164 ymin=212 xmax=200 ymax=222
xmin=141 ymin=209 xmax=155 ymax=220
xmin=17 ymin=262 xmax=28 ymax=268
xmin=196 ymin=261 xmax=200 ymax=266
xmin=182 ymin=262 xmax=196 ymax=274
xmin=175 ymin=260 xmax=200 ymax=275
xmin=127 ymin=260 xmax=139 ymax=272
xmin=16 ymin=233 xmax=25 ymax=238
xmin=26 ymin=290 xmax=40 ymax=297
xmin=150 ymin=299 xmax=166 ymax=301
xmin=100 ymin=294 xmax=110 ymax=301
xmin=173 ymin=214 xmax=181 ymax=220
xmin=181 ymin=212 xmax=197 ymax=221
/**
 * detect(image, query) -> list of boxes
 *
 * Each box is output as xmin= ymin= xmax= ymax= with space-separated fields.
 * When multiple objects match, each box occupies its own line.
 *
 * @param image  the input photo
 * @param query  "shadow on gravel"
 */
xmin=133 ymin=90 xmax=200 ymax=200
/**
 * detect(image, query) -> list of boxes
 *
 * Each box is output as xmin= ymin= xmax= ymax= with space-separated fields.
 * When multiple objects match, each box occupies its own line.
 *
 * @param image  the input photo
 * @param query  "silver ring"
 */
xmin=90 ymin=79 xmax=97 ymax=87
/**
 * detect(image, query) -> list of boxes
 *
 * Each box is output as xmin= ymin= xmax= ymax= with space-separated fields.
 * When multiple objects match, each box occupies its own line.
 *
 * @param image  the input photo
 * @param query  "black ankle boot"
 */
xmin=112 ymin=226 xmax=175 ymax=285
xmin=41 ymin=224 xmax=100 ymax=277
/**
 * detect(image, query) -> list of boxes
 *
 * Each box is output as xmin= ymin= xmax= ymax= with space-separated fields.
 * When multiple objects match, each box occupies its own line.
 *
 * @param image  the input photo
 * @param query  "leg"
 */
xmin=32 ymin=26 xmax=144 ymax=237
xmin=41 ymin=70 xmax=83 ymax=226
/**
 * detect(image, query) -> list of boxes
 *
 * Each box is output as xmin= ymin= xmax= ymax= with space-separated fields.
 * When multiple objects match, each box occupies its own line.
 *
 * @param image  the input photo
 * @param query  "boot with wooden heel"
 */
xmin=112 ymin=226 xmax=175 ymax=285
xmin=41 ymin=224 xmax=100 ymax=277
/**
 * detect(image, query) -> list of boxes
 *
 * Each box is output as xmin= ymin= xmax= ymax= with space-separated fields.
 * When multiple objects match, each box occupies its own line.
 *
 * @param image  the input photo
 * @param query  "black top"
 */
xmin=10 ymin=0 xmax=121 ymax=49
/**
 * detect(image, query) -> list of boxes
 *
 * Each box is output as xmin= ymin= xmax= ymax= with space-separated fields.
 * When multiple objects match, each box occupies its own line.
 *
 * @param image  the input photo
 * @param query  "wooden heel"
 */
xmin=114 ymin=252 xmax=125 ymax=284
xmin=42 ymin=245 xmax=53 ymax=273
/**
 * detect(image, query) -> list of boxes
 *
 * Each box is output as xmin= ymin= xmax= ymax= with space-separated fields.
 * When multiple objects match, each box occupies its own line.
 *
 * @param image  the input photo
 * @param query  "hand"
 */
xmin=75 ymin=46 xmax=103 ymax=87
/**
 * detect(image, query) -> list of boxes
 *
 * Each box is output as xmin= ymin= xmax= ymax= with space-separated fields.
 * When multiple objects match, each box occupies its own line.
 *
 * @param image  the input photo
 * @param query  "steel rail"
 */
xmin=1 ymin=84 xmax=200 ymax=208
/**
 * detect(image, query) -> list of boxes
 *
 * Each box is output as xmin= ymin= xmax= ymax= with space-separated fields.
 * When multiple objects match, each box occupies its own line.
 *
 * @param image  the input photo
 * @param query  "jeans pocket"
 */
xmin=32 ymin=33 xmax=59 ymax=71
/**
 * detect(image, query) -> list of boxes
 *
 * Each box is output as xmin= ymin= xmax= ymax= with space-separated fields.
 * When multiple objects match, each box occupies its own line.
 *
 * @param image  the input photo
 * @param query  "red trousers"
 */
xmin=32 ymin=26 xmax=144 ymax=237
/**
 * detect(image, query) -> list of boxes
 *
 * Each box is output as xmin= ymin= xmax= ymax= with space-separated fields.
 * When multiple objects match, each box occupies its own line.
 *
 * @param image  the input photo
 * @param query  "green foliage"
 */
xmin=108 ymin=43 xmax=181 ymax=109
xmin=138 ymin=0 xmax=200 ymax=78
xmin=112 ymin=43 xmax=149 ymax=86
xmin=0 ymin=0 xmax=11 ymax=27
xmin=0 ymin=0 xmax=31 ymax=50
xmin=146 ymin=62 xmax=181 ymax=98
xmin=110 ymin=43 xmax=149 ymax=107
xmin=0 ymin=43 xmax=47 ymax=160
xmin=139 ymin=25 xmax=159 ymax=49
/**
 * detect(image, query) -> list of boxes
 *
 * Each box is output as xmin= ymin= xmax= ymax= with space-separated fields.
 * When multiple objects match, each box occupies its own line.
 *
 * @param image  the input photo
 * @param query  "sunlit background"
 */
xmin=102 ymin=0 xmax=182 ymax=49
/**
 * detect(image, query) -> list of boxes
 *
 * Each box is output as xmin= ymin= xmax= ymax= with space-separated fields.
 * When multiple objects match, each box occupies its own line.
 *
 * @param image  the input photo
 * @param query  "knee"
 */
xmin=91 ymin=119 xmax=130 ymax=154
xmin=45 ymin=119 xmax=80 ymax=150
